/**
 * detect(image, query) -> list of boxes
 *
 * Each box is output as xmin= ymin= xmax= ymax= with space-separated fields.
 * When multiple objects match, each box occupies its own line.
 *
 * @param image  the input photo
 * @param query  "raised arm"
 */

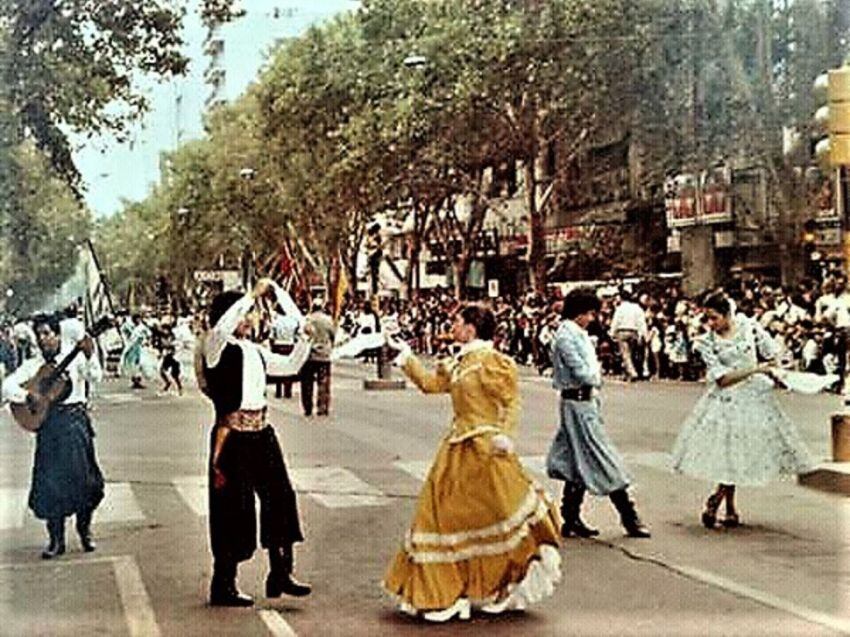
xmin=401 ymin=352 xmax=452 ymax=394
xmin=259 ymin=339 xmax=310 ymax=377
xmin=204 ymin=293 xmax=254 ymax=369
xmin=269 ymin=281 xmax=305 ymax=330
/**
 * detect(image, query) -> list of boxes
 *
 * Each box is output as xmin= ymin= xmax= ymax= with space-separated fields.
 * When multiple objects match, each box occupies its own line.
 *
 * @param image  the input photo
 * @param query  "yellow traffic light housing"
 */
xmin=816 ymin=67 xmax=850 ymax=166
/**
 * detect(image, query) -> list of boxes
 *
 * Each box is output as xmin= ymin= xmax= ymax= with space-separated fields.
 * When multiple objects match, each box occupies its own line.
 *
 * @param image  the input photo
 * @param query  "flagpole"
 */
xmin=85 ymin=239 xmax=121 ymax=321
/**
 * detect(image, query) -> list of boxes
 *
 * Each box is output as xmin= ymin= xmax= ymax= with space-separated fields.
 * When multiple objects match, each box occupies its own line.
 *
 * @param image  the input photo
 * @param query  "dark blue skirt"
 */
xmin=29 ymin=404 xmax=105 ymax=520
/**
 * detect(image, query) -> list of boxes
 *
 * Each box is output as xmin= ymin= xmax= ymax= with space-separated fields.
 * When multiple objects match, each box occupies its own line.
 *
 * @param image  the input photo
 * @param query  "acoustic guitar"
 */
xmin=11 ymin=317 xmax=114 ymax=432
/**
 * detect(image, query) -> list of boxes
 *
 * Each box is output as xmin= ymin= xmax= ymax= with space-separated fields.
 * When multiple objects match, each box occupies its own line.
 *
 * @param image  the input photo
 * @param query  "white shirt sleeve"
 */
xmin=270 ymin=282 xmax=305 ymax=329
xmin=78 ymin=351 xmax=103 ymax=384
xmin=609 ymin=306 xmax=623 ymax=335
xmin=2 ymin=358 xmax=40 ymax=404
xmin=258 ymin=339 xmax=310 ymax=377
xmin=205 ymin=293 xmax=254 ymax=369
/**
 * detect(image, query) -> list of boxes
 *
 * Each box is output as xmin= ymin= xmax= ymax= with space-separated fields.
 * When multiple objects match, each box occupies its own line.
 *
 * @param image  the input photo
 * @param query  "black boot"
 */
xmin=560 ymin=482 xmax=599 ymax=538
xmin=610 ymin=489 xmax=651 ymax=538
xmin=209 ymin=560 xmax=254 ymax=607
xmin=266 ymin=545 xmax=312 ymax=598
xmin=42 ymin=518 xmax=66 ymax=559
xmin=76 ymin=509 xmax=96 ymax=552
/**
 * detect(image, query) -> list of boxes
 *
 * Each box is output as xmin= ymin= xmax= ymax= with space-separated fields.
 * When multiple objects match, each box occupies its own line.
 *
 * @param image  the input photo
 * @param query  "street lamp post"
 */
xmin=238 ymin=167 xmax=256 ymax=290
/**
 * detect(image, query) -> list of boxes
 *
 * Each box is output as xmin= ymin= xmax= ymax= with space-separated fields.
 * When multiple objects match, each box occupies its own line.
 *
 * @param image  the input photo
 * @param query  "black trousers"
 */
xmin=300 ymin=360 xmax=331 ymax=415
xmin=208 ymin=425 xmax=303 ymax=564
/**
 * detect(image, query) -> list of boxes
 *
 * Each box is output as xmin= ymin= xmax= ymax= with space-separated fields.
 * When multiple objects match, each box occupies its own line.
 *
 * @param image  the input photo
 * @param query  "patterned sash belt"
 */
xmin=217 ymin=408 xmax=267 ymax=431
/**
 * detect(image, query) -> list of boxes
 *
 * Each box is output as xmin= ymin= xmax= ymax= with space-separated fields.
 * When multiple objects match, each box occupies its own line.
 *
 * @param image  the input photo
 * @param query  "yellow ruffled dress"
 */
xmin=383 ymin=340 xmax=562 ymax=614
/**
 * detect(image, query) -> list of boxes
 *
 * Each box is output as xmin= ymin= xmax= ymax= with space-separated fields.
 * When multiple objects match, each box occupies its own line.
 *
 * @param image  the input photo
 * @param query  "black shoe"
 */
xmin=41 ymin=539 xmax=66 ymax=560
xmin=624 ymin=519 xmax=652 ymax=538
xmin=561 ymin=519 xmax=600 ymax=538
xmin=210 ymin=587 xmax=254 ymax=607
xmin=610 ymin=489 xmax=651 ymax=538
xmin=266 ymin=572 xmax=312 ymax=598
xmin=77 ymin=512 xmax=96 ymax=552
xmin=42 ymin=518 xmax=66 ymax=559
xmin=79 ymin=533 xmax=96 ymax=552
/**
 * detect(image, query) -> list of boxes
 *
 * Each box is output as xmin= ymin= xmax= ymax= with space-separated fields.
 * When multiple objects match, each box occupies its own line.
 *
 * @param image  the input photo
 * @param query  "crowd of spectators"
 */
xmin=4 ymin=273 xmax=846 ymax=389
xmin=339 ymin=274 xmax=850 ymax=386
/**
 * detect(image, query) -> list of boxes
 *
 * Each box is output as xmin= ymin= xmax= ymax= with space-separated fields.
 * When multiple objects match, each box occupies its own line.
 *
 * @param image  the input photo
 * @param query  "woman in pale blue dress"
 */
xmin=671 ymin=293 xmax=813 ymax=529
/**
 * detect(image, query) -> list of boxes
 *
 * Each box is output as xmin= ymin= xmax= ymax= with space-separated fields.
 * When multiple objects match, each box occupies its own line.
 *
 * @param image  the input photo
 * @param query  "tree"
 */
xmin=1 ymin=144 xmax=91 ymax=314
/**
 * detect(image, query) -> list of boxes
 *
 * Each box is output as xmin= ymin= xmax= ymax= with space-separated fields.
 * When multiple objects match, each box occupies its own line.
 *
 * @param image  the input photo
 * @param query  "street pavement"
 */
xmin=1 ymin=359 xmax=849 ymax=636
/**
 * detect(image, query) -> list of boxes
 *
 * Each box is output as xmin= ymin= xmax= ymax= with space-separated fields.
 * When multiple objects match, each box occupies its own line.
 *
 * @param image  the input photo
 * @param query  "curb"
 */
xmin=798 ymin=463 xmax=850 ymax=496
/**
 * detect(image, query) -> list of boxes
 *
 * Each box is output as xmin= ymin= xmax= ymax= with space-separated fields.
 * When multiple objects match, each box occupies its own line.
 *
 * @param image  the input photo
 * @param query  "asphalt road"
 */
xmin=0 ymin=360 xmax=848 ymax=636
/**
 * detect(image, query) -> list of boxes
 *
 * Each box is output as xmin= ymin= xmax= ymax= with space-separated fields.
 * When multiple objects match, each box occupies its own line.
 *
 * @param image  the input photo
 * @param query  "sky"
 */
xmin=72 ymin=0 xmax=356 ymax=218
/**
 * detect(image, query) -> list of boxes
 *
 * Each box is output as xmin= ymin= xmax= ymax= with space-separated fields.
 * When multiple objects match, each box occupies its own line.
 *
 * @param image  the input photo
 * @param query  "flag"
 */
xmin=333 ymin=256 xmax=349 ymax=324
xmin=83 ymin=242 xmax=109 ymax=330
xmin=83 ymin=240 xmax=122 ymax=376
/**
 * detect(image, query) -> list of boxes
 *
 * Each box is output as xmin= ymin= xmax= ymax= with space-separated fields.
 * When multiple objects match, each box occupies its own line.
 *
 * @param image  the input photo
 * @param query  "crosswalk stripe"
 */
xmin=96 ymin=483 xmax=147 ymax=524
xmin=394 ymin=455 xmax=550 ymax=483
xmin=173 ymin=467 xmax=393 ymax=513
xmin=0 ymin=488 xmax=28 ymax=530
xmin=258 ymin=610 xmax=298 ymax=636
xmin=623 ymin=451 xmax=672 ymax=471
xmin=0 ymin=483 xmax=145 ymax=529
xmin=113 ymin=555 xmax=161 ymax=637
xmin=172 ymin=476 xmax=207 ymax=517
xmin=393 ymin=460 xmax=431 ymax=482
xmin=288 ymin=466 xmax=390 ymax=508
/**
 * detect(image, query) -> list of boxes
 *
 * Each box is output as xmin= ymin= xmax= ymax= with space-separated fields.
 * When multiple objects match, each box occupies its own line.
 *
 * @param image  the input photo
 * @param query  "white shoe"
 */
xmin=422 ymin=598 xmax=471 ymax=622
xmin=480 ymin=597 xmax=511 ymax=615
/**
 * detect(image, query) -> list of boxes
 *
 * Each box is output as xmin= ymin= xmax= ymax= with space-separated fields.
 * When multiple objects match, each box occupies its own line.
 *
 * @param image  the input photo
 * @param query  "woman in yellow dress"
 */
xmin=384 ymin=304 xmax=562 ymax=622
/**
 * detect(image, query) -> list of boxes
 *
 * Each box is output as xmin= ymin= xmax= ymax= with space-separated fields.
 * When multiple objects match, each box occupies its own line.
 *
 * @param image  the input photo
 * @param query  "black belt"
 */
xmin=561 ymin=386 xmax=593 ymax=401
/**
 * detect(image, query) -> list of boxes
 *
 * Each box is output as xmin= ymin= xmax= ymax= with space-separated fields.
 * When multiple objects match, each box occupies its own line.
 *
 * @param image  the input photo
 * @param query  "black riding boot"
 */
xmin=266 ymin=545 xmax=312 ymax=598
xmin=210 ymin=559 xmax=254 ymax=607
xmin=42 ymin=517 xmax=66 ymax=559
xmin=76 ymin=509 xmax=96 ymax=552
xmin=610 ymin=489 xmax=651 ymax=538
xmin=560 ymin=482 xmax=599 ymax=538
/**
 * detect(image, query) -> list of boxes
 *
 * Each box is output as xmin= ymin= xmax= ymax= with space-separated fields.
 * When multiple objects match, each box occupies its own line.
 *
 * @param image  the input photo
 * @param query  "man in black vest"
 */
xmin=199 ymin=278 xmax=311 ymax=607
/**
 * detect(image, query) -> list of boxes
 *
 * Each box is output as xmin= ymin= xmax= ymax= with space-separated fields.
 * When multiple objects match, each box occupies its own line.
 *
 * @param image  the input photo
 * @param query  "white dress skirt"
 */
xmin=671 ymin=315 xmax=814 ymax=486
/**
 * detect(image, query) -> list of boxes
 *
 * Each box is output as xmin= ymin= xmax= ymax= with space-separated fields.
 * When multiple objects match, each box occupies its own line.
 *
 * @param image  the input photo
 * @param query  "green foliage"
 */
xmin=1 ymin=144 xmax=91 ymax=315
xmin=100 ymin=0 xmax=848 ymax=299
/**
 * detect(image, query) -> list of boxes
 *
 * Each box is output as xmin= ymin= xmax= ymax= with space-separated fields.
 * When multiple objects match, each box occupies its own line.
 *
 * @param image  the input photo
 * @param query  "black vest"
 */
xmin=204 ymin=343 xmax=244 ymax=418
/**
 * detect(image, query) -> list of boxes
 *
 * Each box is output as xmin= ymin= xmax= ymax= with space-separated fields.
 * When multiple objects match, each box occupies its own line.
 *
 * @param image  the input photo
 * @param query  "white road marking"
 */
xmin=112 ymin=555 xmax=161 ymax=637
xmin=520 ymin=454 xmax=547 ymax=477
xmin=394 ymin=456 xmax=549 ymax=483
xmin=0 ymin=555 xmax=161 ymax=637
xmin=0 ymin=483 xmax=145 ymax=530
xmin=288 ymin=466 xmax=389 ymax=508
xmin=628 ymin=552 xmax=850 ymax=635
xmin=96 ymin=483 xmax=146 ymax=524
xmin=393 ymin=460 xmax=431 ymax=481
xmin=98 ymin=392 xmax=143 ymax=404
xmin=0 ymin=488 xmax=28 ymax=530
xmin=258 ymin=609 xmax=298 ymax=636
xmin=623 ymin=451 xmax=673 ymax=471
xmin=173 ymin=475 xmax=208 ymax=517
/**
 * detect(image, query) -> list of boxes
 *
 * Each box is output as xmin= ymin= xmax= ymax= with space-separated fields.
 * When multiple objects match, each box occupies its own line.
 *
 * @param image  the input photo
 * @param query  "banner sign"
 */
xmin=664 ymin=173 xmax=699 ymax=227
xmin=700 ymin=165 xmax=733 ymax=224
xmin=665 ymin=167 xmax=732 ymax=228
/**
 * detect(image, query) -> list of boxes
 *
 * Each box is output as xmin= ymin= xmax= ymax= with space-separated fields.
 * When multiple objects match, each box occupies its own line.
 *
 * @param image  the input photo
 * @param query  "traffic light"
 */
xmin=814 ymin=65 xmax=850 ymax=167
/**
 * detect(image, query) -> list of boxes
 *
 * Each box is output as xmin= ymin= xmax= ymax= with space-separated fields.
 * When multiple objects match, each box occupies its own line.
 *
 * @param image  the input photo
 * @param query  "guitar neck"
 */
xmin=47 ymin=344 xmax=83 ymax=383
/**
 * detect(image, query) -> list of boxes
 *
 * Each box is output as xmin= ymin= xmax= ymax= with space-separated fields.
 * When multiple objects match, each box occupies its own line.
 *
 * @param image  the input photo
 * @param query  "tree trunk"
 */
xmin=525 ymin=160 xmax=547 ymax=295
xmin=453 ymin=253 xmax=470 ymax=300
